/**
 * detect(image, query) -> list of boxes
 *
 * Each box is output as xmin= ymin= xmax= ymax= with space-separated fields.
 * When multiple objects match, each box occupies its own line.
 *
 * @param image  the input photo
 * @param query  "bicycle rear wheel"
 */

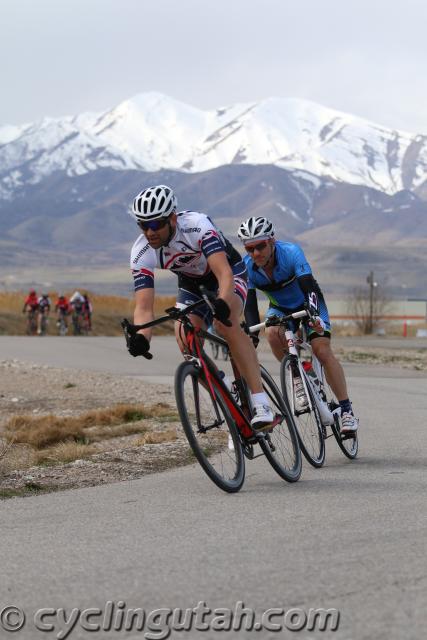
xmin=258 ymin=365 xmax=302 ymax=482
xmin=280 ymin=355 xmax=325 ymax=468
xmin=323 ymin=378 xmax=359 ymax=459
xmin=175 ymin=360 xmax=245 ymax=493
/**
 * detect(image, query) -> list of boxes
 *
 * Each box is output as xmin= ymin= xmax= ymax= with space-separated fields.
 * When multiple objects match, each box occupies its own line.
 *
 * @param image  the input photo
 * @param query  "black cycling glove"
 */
xmin=128 ymin=333 xmax=153 ymax=359
xmin=122 ymin=319 xmax=153 ymax=359
xmin=212 ymin=297 xmax=232 ymax=327
xmin=250 ymin=334 xmax=260 ymax=348
xmin=198 ymin=286 xmax=232 ymax=327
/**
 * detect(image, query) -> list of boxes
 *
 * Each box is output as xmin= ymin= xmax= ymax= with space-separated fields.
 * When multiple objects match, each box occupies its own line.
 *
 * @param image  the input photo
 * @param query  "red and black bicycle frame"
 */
xmin=184 ymin=326 xmax=255 ymax=441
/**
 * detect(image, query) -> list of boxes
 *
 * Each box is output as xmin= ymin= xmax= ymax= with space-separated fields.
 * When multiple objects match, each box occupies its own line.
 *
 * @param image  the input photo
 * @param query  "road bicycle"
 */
xmin=72 ymin=309 xmax=88 ymax=335
xmin=56 ymin=311 xmax=68 ymax=336
xmin=122 ymin=298 xmax=302 ymax=493
xmin=26 ymin=309 xmax=37 ymax=335
xmin=82 ymin=312 xmax=92 ymax=334
xmin=38 ymin=312 xmax=49 ymax=336
xmin=250 ymin=309 xmax=358 ymax=466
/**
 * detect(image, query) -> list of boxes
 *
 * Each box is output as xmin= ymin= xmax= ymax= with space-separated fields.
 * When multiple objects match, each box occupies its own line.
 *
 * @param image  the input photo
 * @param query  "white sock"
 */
xmin=251 ymin=392 xmax=269 ymax=406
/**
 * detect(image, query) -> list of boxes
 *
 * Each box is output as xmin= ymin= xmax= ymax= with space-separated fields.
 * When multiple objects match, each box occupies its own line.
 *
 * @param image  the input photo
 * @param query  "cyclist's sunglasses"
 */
xmin=138 ymin=217 xmax=171 ymax=232
xmin=245 ymin=241 xmax=268 ymax=253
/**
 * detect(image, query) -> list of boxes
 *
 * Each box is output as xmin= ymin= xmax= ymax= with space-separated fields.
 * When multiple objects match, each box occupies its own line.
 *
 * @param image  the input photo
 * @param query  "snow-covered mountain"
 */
xmin=1 ymin=92 xmax=427 ymax=199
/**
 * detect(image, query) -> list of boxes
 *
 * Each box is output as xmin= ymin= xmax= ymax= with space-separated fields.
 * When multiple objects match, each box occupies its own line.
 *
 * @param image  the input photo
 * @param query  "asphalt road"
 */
xmin=1 ymin=335 xmax=426 ymax=382
xmin=1 ymin=337 xmax=426 ymax=640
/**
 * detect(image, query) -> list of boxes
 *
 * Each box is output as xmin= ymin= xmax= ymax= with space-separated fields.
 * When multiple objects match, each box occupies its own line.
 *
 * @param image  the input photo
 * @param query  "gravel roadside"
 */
xmin=0 ymin=359 xmax=189 ymax=497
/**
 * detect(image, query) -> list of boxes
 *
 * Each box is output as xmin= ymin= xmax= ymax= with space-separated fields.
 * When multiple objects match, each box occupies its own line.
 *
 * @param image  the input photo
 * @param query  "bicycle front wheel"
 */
xmin=280 ymin=355 xmax=325 ymax=468
xmin=59 ymin=319 xmax=67 ymax=336
xmin=175 ymin=360 xmax=245 ymax=493
xmin=258 ymin=366 xmax=302 ymax=482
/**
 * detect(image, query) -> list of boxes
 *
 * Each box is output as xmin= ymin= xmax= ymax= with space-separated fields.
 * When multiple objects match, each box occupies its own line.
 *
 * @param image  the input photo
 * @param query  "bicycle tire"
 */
xmin=27 ymin=311 xmax=37 ymax=335
xmin=258 ymin=365 xmax=302 ymax=482
xmin=58 ymin=318 xmax=67 ymax=336
xmin=175 ymin=360 xmax=245 ymax=493
xmin=280 ymin=355 xmax=325 ymax=468
xmin=40 ymin=315 xmax=48 ymax=336
xmin=323 ymin=380 xmax=359 ymax=459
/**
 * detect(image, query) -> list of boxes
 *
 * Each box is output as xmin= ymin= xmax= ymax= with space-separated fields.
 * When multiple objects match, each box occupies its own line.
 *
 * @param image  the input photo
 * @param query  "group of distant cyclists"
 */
xmin=22 ymin=290 xmax=92 ymax=336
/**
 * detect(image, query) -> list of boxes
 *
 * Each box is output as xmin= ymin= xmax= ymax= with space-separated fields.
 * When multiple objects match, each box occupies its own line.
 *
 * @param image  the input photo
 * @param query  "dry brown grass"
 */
xmin=0 ymin=443 xmax=36 ymax=472
xmin=1 ymin=401 xmax=180 ymax=472
xmin=34 ymin=442 xmax=97 ymax=465
xmin=0 ymin=437 xmax=14 ymax=463
xmin=4 ymin=415 xmax=86 ymax=448
xmin=134 ymin=429 xmax=178 ymax=446
xmin=0 ymin=292 xmax=176 ymax=336
xmin=3 ymin=402 xmax=178 ymax=449
xmin=86 ymin=423 xmax=148 ymax=441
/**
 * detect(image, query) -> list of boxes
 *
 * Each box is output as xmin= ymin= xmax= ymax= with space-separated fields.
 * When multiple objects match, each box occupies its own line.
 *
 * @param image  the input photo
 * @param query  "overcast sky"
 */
xmin=2 ymin=0 xmax=426 ymax=133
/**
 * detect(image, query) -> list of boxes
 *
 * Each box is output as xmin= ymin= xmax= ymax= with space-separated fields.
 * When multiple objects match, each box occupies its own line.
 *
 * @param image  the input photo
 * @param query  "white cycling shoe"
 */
xmin=251 ymin=404 xmax=275 ymax=432
xmin=340 ymin=412 xmax=359 ymax=434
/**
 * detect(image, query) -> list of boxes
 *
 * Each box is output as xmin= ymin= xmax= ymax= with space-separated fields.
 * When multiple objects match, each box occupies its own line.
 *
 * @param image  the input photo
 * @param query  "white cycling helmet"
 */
xmin=237 ymin=216 xmax=275 ymax=243
xmin=132 ymin=185 xmax=177 ymax=222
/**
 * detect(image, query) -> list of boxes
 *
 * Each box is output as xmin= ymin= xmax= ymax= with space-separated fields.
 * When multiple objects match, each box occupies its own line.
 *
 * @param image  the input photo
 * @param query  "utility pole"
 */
xmin=366 ymin=271 xmax=377 ymax=334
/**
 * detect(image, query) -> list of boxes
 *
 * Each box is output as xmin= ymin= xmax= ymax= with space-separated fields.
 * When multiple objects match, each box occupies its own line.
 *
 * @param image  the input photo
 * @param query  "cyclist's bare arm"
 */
xmin=134 ymin=287 xmax=155 ymax=342
xmin=206 ymin=252 xmax=236 ymax=308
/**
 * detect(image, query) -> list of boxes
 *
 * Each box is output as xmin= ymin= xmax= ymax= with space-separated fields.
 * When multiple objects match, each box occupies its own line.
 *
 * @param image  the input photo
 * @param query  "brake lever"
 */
xmin=121 ymin=318 xmax=135 ymax=348
xmin=199 ymin=286 xmax=232 ymax=327
xmin=164 ymin=306 xmax=184 ymax=320
xmin=264 ymin=315 xmax=281 ymax=327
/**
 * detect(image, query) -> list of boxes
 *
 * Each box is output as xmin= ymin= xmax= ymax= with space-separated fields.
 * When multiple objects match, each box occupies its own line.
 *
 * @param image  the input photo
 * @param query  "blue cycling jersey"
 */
xmin=244 ymin=241 xmax=312 ymax=310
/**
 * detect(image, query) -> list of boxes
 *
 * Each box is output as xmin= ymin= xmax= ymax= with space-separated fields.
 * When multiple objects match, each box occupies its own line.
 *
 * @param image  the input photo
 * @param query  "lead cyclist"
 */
xmin=237 ymin=216 xmax=359 ymax=435
xmin=125 ymin=185 xmax=275 ymax=431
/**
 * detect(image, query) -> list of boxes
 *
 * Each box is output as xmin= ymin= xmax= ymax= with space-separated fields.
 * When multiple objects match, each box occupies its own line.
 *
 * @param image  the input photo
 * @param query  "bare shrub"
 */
xmin=347 ymin=284 xmax=394 ymax=335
